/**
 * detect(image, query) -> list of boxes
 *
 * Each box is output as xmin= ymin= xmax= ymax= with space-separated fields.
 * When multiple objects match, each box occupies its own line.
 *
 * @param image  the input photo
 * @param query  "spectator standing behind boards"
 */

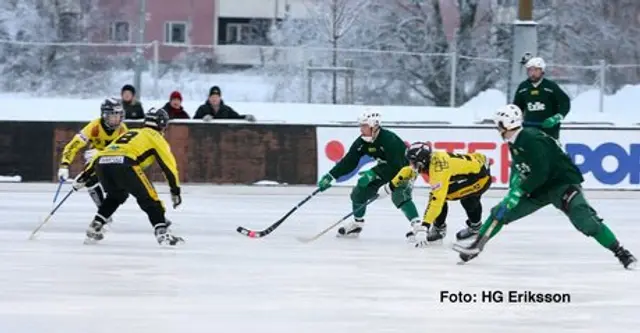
xmin=193 ymin=86 xmax=256 ymax=122
xmin=163 ymin=91 xmax=190 ymax=119
xmin=120 ymin=84 xmax=145 ymax=119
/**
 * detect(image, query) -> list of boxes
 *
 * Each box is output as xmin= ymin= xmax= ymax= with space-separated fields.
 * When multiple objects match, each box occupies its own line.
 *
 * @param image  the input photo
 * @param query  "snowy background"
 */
xmin=1 ymin=0 xmax=639 ymax=107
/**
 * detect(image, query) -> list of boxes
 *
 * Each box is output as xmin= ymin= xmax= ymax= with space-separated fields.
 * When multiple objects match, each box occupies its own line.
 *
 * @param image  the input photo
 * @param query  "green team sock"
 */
xmin=592 ymin=223 xmax=618 ymax=250
xmin=353 ymin=201 xmax=366 ymax=219
xmin=477 ymin=215 xmax=505 ymax=240
xmin=399 ymin=201 xmax=419 ymax=221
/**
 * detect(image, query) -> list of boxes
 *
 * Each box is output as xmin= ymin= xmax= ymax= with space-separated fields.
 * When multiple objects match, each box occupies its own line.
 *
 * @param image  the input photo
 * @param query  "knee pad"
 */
xmin=87 ymin=186 xmax=105 ymax=207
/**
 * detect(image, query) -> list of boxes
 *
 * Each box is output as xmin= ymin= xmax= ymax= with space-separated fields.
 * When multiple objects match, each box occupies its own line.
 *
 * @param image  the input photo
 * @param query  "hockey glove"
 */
xmin=58 ymin=166 xmax=69 ymax=181
xmin=377 ymin=183 xmax=393 ymax=199
xmin=502 ymin=187 xmax=524 ymax=210
xmin=317 ymin=173 xmax=334 ymax=192
xmin=356 ymin=169 xmax=378 ymax=188
xmin=171 ymin=188 xmax=182 ymax=209
xmin=71 ymin=172 xmax=87 ymax=191
xmin=541 ymin=114 xmax=563 ymax=128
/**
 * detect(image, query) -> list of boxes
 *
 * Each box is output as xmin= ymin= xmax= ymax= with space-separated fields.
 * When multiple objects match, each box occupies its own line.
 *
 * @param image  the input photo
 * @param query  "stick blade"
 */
xmin=236 ymin=226 xmax=261 ymax=238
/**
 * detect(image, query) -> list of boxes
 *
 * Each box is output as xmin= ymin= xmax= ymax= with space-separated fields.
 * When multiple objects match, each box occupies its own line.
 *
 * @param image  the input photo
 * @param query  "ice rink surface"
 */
xmin=0 ymin=183 xmax=638 ymax=333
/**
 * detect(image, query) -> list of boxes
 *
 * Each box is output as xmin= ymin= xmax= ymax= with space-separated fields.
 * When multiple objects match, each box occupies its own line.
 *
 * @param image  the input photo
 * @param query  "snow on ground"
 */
xmin=0 ymin=183 xmax=638 ymax=333
xmin=1 ymin=77 xmax=640 ymax=125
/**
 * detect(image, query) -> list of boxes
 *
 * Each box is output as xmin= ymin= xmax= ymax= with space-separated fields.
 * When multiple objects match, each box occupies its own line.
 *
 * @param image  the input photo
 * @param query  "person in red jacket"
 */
xmin=162 ymin=91 xmax=190 ymax=119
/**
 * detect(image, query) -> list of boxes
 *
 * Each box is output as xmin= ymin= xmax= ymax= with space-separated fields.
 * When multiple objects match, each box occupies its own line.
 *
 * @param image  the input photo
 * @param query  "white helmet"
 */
xmin=358 ymin=108 xmax=381 ymax=128
xmin=494 ymin=104 xmax=523 ymax=131
xmin=525 ymin=57 xmax=546 ymax=71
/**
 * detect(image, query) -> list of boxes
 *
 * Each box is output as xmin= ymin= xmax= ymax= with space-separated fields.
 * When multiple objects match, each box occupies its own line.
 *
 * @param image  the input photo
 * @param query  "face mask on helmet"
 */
xmin=405 ymin=142 xmax=431 ymax=173
xmin=358 ymin=111 xmax=381 ymax=142
xmin=103 ymin=108 xmax=124 ymax=129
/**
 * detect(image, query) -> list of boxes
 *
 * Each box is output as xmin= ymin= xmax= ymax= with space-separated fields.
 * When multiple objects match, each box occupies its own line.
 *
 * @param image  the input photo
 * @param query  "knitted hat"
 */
xmin=170 ymin=91 xmax=182 ymax=101
xmin=209 ymin=86 xmax=221 ymax=96
xmin=121 ymin=84 xmax=136 ymax=95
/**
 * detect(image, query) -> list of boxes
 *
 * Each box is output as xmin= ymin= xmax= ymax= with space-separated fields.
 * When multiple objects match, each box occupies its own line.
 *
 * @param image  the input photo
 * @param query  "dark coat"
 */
xmin=123 ymin=100 xmax=145 ymax=119
xmin=162 ymin=102 xmax=190 ymax=119
xmin=193 ymin=100 xmax=247 ymax=120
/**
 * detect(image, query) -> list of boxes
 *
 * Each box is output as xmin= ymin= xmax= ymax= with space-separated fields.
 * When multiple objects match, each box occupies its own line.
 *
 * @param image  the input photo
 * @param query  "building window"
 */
xmin=109 ymin=21 xmax=130 ymax=42
xmin=225 ymin=23 xmax=251 ymax=44
xmin=164 ymin=21 xmax=188 ymax=44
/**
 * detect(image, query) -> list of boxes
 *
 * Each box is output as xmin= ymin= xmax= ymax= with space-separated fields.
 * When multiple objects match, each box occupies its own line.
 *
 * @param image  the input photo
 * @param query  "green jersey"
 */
xmin=510 ymin=128 xmax=583 ymax=197
xmin=512 ymin=78 xmax=570 ymax=139
xmin=329 ymin=128 xmax=408 ymax=182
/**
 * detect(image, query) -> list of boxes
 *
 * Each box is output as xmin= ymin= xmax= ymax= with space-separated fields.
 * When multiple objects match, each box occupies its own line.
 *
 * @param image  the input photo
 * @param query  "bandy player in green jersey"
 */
xmin=513 ymin=57 xmax=570 ymax=139
xmin=317 ymin=109 xmax=421 ymax=238
xmin=454 ymin=104 xmax=636 ymax=270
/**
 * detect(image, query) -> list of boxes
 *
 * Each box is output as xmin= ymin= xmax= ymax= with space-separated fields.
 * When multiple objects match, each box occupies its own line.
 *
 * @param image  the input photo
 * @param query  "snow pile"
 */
xmin=0 ymin=175 xmax=22 ymax=182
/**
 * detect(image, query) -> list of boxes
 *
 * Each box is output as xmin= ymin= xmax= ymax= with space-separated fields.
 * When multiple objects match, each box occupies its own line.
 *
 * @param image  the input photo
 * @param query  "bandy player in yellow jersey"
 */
xmin=58 ymin=98 xmax=127 ymax=211
xmin=74 ymin=108 xmax=183 ymax=246
xmin=380 ymin=142 xmax=492 ymax=247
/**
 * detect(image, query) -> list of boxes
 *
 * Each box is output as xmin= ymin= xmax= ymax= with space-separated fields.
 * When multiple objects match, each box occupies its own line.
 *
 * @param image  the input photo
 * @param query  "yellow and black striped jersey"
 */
xmin=391 ymin=151 xmax=489 ymax=224
xmin=60 ymin=118 xmax=128 ymax=165
xmin=88 ymin=127 xmax=180 ymax=191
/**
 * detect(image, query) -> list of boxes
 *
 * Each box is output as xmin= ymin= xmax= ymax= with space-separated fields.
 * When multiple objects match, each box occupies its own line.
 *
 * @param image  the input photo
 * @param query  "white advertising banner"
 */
xmin=317 ymin=126 xmax=640 ymax=190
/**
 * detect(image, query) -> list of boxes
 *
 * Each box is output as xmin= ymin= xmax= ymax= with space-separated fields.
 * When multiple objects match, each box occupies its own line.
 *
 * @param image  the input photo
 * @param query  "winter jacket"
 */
xmin=193 ymin=100 xmax=249 ymax=120
xmin=162 ymin=102 xmax=190 ymax=119
xmin=123 ymin=100 xmax=145 ymax=120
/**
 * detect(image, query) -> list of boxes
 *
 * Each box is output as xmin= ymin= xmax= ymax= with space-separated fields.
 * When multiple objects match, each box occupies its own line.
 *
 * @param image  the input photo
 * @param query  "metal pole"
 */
xmin=508 ymin=0 xmax=537 ymax=103
xmin=449 ymin=28 xmax=457 ymax=107
xmin=449 ymin=52 xmax=457 ymax=107
xmin=133 ymin=0 xmax=146 ymax=98
xmin=307 ymin=60 xmax=313 ymax=103
xmin=599 ymin=59 xmax=606 ymax=113
xmin=153 ymin=40 xmax=159 ymax=98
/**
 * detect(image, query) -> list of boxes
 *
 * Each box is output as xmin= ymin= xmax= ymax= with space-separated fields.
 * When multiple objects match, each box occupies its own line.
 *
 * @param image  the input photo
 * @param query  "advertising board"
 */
xmin=317 ymin=126 xmax=640 ymax=190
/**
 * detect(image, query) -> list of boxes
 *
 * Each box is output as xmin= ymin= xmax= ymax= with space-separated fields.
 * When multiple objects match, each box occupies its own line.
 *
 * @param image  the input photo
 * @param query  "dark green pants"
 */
xmin=351 ymin=178 xmax=416 ymax=221
xmin=491 ymin=184 xmax=613 ymax=244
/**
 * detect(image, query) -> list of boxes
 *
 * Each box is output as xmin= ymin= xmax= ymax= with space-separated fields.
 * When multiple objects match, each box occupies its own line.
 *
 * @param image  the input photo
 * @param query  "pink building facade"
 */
xmin=96 ymin=0 xmax=216 ymax=61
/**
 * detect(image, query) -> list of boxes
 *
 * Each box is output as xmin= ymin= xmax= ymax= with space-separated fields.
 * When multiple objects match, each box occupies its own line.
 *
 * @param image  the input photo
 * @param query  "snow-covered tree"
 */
xmin=539 ymin=0 xmax=640 ymax=94
xmin=256 ymin=0 xmax=375 ymax=103
xmin=258 ymin=0 xmax=507 ymax=106
xmin=0 ymin=0 xmax=110 ymax=96
xmin=374 ymin=0 xmax=508 ymax=106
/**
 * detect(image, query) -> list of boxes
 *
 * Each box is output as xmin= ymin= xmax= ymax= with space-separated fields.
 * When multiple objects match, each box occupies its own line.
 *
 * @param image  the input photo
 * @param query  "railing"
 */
xmin=0 ymin=39 xmax=638 ymax=112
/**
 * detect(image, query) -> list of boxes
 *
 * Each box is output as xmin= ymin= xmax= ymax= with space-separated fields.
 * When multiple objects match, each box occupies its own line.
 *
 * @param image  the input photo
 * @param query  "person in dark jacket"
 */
xmin=162 ymin=91 xmax=190 ymax=119
xmin=120 ymin=84 xmax=145 ymax=119
xmin=193 ymin=86 xmax=255 ymax=122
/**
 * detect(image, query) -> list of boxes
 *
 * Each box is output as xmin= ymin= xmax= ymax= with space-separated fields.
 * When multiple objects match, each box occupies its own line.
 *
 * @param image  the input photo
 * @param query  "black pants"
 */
xmin=95 ymin=162 xmax=166 ymax=228
xmin=433 ymin=177 xmax=491 ymax=228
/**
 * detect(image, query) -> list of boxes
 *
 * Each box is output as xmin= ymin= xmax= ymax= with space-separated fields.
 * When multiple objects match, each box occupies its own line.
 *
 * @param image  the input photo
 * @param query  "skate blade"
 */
xmin=83 ymin=238 xmax=100 ymax=245
xmin=625 ymin=260 xmax=637 ymax=270
xmin=336 ymin=233 xmax=360 ymax=239
xmin=452 ymin=243 xmax=479 ymax=255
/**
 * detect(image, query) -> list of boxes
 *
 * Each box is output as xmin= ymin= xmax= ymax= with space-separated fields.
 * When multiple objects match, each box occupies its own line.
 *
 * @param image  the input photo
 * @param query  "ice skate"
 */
xmin=154 ymin=224 xmax=184 ymax=246
xmin=407 ymin=221 xmax=430 ymax=247
xmin=456 ymin=220 xmax=481 ymax=241
xmin=84 ymin=219 xmax=105 ymax=244
xmin=337 ymin=218 xmax=364 ymax=238
xmin=426 ymin=223 xmax=446 ymax=243
xmin=614 ymin=246 xmax=636 ymax=270
xmin=453 ymin=241 xmax=482 ymax=263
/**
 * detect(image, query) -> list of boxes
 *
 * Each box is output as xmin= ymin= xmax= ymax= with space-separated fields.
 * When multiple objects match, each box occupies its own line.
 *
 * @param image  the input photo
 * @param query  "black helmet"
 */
xmin=100 ymin=97 xmax=124 ymax=129
xmin=143 ymin=108 xmax=170 ymax=131
xmin=405 ymin=142 xmax=432 ymax=173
